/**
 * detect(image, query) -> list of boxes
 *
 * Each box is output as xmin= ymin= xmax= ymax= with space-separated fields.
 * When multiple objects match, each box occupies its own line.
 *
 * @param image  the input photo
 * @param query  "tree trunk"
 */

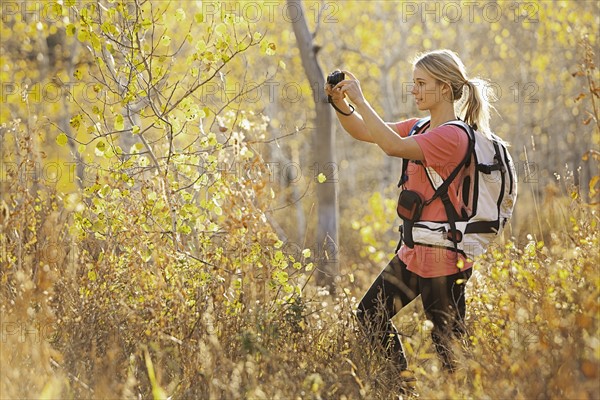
xmin=288 ymin=0 xmax=339 ymax=290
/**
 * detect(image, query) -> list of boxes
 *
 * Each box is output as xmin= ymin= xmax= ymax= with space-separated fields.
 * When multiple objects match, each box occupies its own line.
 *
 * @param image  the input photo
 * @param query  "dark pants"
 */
xmin=357 ymin=255 xmax=472 ymax=372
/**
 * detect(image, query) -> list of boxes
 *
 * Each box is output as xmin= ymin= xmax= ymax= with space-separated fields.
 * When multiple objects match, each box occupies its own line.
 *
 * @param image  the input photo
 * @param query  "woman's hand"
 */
xmin=324 ymin=70 xmax=366 ymax=107
xmin=324 ymin=78 xmax=345 ymax=104
xmin=335 ymin=71 xmax=367 ymax=107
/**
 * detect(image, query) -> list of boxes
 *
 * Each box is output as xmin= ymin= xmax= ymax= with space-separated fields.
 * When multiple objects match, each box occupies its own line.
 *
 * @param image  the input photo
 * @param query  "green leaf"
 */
xmin=114 ymin=114 xmax=124 ymax=131
xmin=215 ymin=23 xmax=227 ymax=36
xmin=161 ymin=35 xmax=171 ymax=47
xmin=56 ymin=133 xmax=69 ymax=146
xmin=95 ymin=140 xmax=107 ymax=157
xmin=87 ymin=269 xmax=97 ymax=281
xmin=66 ymin=24 xmax=76 ymax=37
xmin=130 ymin=143 xmax=144 ymax=154
xmin=273 ymin=270 xmax=289 ymax=284
xmin=90 ymin=32 xmax=102 ymax=52
xmin=103 ymin=146 xmax=115 ymax=159
xmin=77 ymin=29 xmax=89 ymax=43
xmin=70 ymin=114 xmax=82 ymax=129
xmin=178 ymin=224 xmax=192 ymax=235
xmin=196 ymin=40 xmax=207 ymax=53
xmin=141 ymin=249 xmax=152 ymax=263
xmin=98 ymin=184 xmax=111 ymax=198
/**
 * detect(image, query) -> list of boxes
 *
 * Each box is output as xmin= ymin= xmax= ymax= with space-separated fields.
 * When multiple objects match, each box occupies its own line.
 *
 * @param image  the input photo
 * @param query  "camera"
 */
xmin=326 ymin=70 xmax=345 ymax=87
xmin=325 ymin=70 xmax=354 ymax=115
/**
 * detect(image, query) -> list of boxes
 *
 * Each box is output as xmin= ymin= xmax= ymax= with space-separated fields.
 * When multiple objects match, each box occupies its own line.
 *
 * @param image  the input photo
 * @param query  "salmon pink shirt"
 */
xmin=394 ymin=118 xmax=474 ymax=278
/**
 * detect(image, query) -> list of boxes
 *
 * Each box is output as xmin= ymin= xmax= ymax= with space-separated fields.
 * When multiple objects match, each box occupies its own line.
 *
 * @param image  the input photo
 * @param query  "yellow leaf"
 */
xmin=87 ymin=269 xmax=97 ymax=281
xmin=582 ymin=150 xmax=600 ymax=162
xmin=114 ymin=114 xmax=124 ymax=131
xmin=215 ymin=23 xmax=227 ymax=36
xmin=196 ymin=40 xmax=207 ymax=53
xmin=95 ymin=140 xmax=107 ymax=157
xmin=66 ymin=24 xmax=76 ymax=37
xmin=570 ymin=190 xmax=579 ymax=200
xmin=161 ymin=35 xmax=171 ymax=47
xmin=56 ymin=133 xmax=68 ymax=146
xmin=70 ymin=114 xmax=82 ymax=129
xmin=590 ymin=176 xmax=600 ymax=197
xmin=77 ymin=29 xmax=89 ymax=43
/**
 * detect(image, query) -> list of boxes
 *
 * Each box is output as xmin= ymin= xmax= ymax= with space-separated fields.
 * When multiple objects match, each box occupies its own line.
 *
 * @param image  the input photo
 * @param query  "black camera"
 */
xmin=325 ymin=70 xmax=354 ymax=115
xmin=326 ymin=70 xmax=345 ymax=87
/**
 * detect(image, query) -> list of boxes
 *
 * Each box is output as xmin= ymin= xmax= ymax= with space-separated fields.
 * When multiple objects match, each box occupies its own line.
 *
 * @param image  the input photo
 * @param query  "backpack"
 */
xmin=396 ymin=117 xmax=517 ymax=260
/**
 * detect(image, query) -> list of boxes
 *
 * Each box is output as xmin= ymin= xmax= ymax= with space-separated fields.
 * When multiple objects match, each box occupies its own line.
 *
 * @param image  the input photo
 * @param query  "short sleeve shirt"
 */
xmin=395 ymin=118 xmax=473 ymax=278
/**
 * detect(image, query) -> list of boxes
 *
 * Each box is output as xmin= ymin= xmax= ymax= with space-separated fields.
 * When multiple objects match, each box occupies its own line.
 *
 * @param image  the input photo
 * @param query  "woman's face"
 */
xmin=411 ymin=67 xmax=446 ymax=111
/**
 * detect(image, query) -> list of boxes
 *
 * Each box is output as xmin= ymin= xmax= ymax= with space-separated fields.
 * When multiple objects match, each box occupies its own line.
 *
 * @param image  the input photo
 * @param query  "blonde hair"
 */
xmin=413 ymin=49 xmax=496 ymax=136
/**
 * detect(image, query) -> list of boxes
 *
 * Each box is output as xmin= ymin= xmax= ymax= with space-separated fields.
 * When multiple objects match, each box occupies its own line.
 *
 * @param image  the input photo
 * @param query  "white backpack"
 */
xmin=396 ymin=117 xmax=517 ymax=260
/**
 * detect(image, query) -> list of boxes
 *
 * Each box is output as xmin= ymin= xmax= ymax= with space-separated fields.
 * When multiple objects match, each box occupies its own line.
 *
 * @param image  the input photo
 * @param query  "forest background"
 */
xmin=0 ymin=1 xmax=599 ymax=399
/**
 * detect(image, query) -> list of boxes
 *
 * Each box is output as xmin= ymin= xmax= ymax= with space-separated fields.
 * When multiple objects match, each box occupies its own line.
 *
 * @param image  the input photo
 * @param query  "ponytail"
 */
xmin=459 ymin=78 xmax=496 ymax=137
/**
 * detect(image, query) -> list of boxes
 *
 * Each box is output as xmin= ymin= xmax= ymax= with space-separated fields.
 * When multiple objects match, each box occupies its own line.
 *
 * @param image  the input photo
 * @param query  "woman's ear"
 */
xmin=441 ymin=81 xmax=451 ymax=94
xmin=439 ymin=81 xmax=454 ymax=102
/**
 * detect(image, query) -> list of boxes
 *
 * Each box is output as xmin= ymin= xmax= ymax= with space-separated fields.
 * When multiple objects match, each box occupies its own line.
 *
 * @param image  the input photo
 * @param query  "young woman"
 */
xmin=325 ymin=49 xmax=495 ymax=372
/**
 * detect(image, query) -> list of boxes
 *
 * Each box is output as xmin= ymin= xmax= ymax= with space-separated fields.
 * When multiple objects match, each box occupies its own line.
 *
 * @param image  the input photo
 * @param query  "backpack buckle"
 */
xmin=446 ymin=230 xmax=463 ymax=243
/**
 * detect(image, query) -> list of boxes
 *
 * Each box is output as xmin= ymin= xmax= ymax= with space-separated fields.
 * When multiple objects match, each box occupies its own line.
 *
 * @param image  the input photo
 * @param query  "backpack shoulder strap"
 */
xmin=423 ymin=120 xmax=476 ymax=253
xmin=398 ymin=117 xmax=431 ymax=188
xmin=409 ymin=117 xmax=431 ymax=137
xmin=423 ymin=120 xmax=475 ymax=202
